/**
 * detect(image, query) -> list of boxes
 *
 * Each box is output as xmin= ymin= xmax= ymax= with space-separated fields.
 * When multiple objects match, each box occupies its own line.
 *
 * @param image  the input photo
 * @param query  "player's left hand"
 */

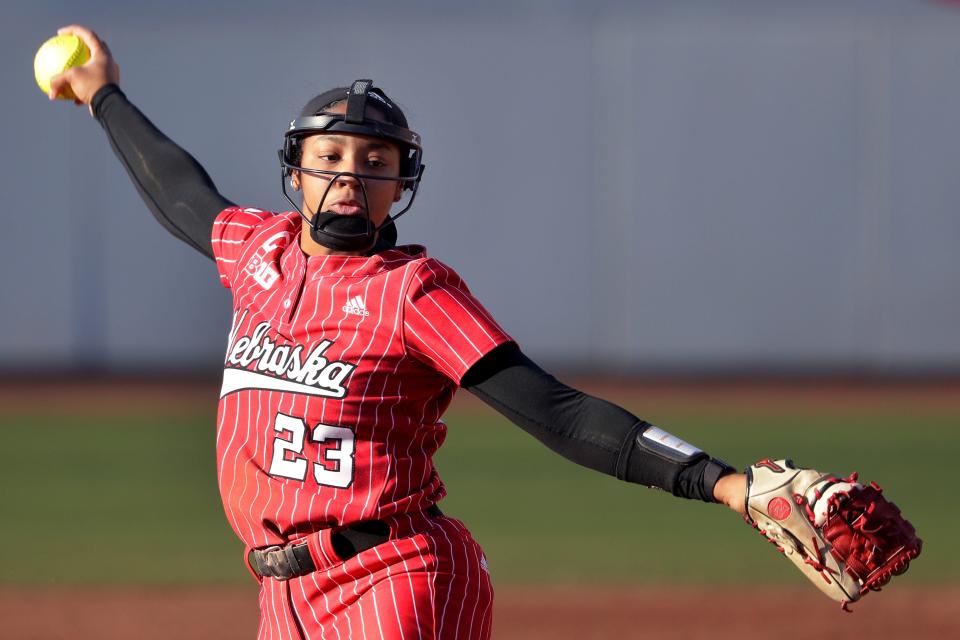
xmin=744 ymin=458 xmax=921 ymax=610
xmin=713 ymin=472 xmax=747 ymax=515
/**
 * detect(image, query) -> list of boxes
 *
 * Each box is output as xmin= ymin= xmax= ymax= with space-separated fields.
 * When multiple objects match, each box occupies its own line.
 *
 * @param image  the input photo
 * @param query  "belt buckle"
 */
xmin=252 ymin=544 xmax=290 ymax=581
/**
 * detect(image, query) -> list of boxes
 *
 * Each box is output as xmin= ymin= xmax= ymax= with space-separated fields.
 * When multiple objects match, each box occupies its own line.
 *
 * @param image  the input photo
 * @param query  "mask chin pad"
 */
xmin=309 ymin=212 xmax=377 ymax=252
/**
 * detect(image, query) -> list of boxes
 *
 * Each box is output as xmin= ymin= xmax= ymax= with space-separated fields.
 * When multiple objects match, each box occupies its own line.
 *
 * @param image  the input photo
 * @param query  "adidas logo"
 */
xmin=342 ymin=295 xmax=370 ymax=317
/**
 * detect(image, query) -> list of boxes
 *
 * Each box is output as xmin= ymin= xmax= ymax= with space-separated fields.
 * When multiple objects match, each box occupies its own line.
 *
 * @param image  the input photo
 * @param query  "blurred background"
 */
xmin=1 ymin=1 xmax=958 ymax=638
xmin=3 ymin=0 xmax=960 ymax=375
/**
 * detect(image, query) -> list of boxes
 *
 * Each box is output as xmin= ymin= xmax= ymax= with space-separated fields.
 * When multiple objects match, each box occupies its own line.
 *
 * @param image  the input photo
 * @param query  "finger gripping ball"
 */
xmin=34 ymin=34 xmax=90 ymax=98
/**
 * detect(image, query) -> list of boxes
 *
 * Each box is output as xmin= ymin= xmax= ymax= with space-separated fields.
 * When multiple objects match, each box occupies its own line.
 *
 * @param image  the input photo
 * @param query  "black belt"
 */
xmin=249 ymin=505 xmax=443 ymax=581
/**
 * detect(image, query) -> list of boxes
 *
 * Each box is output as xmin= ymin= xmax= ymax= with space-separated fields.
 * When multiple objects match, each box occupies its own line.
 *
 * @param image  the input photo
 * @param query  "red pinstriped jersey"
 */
xmin=211 ymin=207 xmax=513 ymax=549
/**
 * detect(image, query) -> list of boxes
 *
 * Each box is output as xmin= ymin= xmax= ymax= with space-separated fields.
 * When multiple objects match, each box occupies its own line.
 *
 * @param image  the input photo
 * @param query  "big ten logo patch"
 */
xmin=246 ymin=255 xmax=280 ymax=289
xmin=244 ymin=231 xmax=289 ymax=289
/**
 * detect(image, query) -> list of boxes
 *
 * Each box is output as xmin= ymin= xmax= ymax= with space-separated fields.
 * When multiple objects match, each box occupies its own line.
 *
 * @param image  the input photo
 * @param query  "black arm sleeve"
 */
xmin=462 ymin=343 xmax=733 ymax=503
xmin=91 ymin=84 xmax=233 ymax=260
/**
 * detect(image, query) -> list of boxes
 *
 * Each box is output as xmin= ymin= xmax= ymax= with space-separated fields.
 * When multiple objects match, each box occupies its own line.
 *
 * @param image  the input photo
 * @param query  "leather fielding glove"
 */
xmin=744 ymin=458 xmax=922 ymax=611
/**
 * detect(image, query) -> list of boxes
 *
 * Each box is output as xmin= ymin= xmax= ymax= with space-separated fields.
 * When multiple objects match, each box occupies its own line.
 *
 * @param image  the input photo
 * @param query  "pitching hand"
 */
xmin=48 ymin=25 xmax=120 ymax=113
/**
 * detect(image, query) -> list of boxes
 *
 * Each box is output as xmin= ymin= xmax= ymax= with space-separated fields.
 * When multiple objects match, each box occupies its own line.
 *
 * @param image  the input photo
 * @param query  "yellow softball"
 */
xmin=34 ymin=34 xmax=90 ymax=98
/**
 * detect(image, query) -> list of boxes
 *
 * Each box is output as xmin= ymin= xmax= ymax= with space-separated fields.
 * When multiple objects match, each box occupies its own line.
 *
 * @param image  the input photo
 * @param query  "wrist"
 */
xmin=713 ymin=472 xmax=747 ymax=515
xmin=90 ymin=82 xmax=122 ymax=120
xmin=701 ymin=458 xmax=735 ymax=503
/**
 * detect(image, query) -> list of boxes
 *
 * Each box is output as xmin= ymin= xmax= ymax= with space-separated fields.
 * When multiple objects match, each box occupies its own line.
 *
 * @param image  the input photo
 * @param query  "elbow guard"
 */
xmin=616 ymin=422 xmax=733 ymax=502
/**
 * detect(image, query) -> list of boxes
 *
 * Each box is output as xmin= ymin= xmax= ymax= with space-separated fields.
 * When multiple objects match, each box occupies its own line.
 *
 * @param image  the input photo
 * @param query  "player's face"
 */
xmin=292 ymin=103 xmax=403 ymax=229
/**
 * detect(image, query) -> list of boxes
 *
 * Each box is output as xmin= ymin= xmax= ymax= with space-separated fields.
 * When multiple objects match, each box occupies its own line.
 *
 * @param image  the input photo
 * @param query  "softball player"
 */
xmin=51 ymin=24 xmax=748 ymax=639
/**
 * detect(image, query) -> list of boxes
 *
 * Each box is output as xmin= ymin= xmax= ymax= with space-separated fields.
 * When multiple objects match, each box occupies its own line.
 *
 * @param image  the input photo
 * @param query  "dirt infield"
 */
xmin=1 ymin=586 xmax=954 ymax=639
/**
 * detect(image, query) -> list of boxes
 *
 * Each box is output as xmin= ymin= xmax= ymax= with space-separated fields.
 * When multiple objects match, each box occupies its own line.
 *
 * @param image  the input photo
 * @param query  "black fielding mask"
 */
xmin=300 ymin=85 xmax=410 ymax=128
xmin=278 ymin=79 xmax=425 ymax=253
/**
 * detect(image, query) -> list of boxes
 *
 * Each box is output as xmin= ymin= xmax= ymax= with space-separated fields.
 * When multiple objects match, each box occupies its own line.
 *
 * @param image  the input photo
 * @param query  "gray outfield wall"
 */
xmin=1 ymin=0 xmax=958 ymax=374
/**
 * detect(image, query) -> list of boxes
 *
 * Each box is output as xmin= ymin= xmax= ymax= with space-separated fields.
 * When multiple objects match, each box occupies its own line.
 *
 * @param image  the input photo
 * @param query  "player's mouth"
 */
xmin=327 ymin=199 xmax=366 ymax=216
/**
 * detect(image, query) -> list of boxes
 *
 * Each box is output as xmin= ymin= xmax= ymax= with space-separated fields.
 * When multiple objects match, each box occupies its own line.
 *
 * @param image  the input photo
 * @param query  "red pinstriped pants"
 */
xmin=253 ymin=511 xmax=493 ymax=639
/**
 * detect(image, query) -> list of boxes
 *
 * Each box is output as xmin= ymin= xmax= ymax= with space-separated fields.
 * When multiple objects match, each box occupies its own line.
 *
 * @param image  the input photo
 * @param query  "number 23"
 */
xmin=269 ymin=413 xmax=355 ymax=488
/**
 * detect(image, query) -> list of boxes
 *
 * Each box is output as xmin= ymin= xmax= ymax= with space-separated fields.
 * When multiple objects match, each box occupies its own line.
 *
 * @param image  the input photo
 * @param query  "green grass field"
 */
xmin=1 ymin=395 xmax=953 ymax=587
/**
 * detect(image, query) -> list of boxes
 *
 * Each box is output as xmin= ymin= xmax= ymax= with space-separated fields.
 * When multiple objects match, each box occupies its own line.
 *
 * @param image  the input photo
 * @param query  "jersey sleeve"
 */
xmin=211 ymin=206 xmax=273 ymax=288
xmin=403 ymin=258 xmax=515 ymax=384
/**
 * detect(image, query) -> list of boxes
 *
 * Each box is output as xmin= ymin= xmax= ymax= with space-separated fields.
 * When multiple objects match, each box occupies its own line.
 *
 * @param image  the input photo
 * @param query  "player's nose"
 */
xmin=334 ymin=171 xmax=361 ymax=186
xmin=331 ymin=157 xmax=365 ymax=186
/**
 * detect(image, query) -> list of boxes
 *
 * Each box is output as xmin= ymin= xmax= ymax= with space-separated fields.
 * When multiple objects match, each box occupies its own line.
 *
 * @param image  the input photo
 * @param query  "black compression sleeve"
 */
xmin=91 ymin=84 xmax=233 ymax=260
xmin=462 ymin=344 xmax=732 ymax=502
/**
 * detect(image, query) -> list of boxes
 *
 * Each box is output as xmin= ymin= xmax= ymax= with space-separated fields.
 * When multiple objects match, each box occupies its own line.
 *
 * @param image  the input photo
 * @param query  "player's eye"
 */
xmin=317 ymin=153 xmax=340 ymax=163
xmin=366 ymin=157 xmax=387 ymax=169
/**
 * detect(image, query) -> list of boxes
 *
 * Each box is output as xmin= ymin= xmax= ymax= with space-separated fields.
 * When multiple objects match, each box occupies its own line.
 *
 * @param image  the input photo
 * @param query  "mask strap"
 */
xmin=345 ymin=79 xmax=372 ymax=124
